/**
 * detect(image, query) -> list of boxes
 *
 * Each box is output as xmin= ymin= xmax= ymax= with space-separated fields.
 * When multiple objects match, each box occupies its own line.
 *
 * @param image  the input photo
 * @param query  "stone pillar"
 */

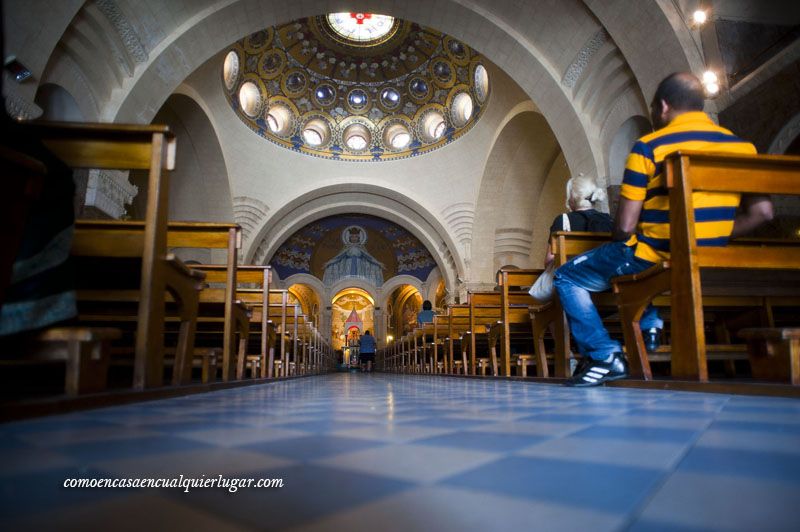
xmin=374 ymin=308 xmax=385 ymax=347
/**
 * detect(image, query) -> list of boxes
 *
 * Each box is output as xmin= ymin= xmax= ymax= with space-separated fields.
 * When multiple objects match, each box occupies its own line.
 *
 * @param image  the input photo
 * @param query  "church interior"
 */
xmin=2 ymin=0 xmax=800 ymax=529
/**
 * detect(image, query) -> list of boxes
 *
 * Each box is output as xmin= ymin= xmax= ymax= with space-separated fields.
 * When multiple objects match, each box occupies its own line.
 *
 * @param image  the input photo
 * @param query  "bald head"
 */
xmin=650 ymin=72 xmax=705 ymax=128
xmin=653 ymin=72 xmax=705 ymax=111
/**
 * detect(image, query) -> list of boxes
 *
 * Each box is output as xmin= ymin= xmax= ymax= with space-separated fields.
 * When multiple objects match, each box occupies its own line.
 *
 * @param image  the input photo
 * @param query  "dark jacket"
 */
xmin=359 ymin=334 xmax=376 ymax=353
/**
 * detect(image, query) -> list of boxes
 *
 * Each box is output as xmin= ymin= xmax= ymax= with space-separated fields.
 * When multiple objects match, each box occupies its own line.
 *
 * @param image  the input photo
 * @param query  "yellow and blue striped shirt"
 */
xmin=621 ymin=111 xmax=757 ymax=263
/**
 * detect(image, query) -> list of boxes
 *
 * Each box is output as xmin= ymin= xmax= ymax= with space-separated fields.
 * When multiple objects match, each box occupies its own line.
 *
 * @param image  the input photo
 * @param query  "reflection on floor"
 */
xmin=2 ymin=374 xmax=799 ymax=531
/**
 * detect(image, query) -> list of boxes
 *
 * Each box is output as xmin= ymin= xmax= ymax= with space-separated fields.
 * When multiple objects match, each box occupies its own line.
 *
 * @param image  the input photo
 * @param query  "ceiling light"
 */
xmin=693 ymin=10 xmax=707 ymax=25
xmin=702 ymin=70 xmax=717 ymax=84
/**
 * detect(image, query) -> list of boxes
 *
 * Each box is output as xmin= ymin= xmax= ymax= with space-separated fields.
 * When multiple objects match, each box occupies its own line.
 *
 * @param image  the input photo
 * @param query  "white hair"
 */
xmin=566 ymin=174 xmax=607 ymax=211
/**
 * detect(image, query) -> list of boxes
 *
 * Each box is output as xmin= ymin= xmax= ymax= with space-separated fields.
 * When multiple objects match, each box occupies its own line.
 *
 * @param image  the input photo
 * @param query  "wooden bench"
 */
xmin=613 ymin=151 xmax=800 ymax=383
xmin=447 ymin=304 xmax=472 ymax=374
xmin=26 ymin=121 xmax=201 ymax=390
xmin=1 ymin=327 xmax=122 ymax=396
xmin=496 ymin=269 xmax=544 ymax=376
xmin=739 ymin=328 xmax=800 ymax=385
xmin=168 ymin=223 xmax=244 ymax=382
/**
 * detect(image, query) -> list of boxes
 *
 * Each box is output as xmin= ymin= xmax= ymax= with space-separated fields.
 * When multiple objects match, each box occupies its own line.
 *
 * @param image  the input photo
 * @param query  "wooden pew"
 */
xmin=496 ymin=269 xmax=543 ymax=377
xmin=169 ymin=223 xmax=243 ymax=382
xmin=468 ymin=291 xmax=504 ymax=376
xmin=447 ymin=304 xmax=472 ymax=374
xmin=614 ymin=151 xmax=800 ymax=383
xmin=192 ymin=263 xmax=269 ymax=380
xmin=240 ymin=287 xmax=287 ymax=378
xmin=542 ymin=231 xmax=770 ymax=380
xmin=27 ymin=122 xmax=197 ymax=390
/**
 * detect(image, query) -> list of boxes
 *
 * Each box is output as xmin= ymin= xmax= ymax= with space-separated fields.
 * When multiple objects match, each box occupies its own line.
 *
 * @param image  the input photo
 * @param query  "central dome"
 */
xmin=223 ymin=14 xmax=490 ymax=162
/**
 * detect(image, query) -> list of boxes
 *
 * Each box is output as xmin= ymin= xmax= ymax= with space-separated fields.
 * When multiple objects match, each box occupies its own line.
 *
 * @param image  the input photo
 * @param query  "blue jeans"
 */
xmin=553 ymin=242 xmax=663 ymax=361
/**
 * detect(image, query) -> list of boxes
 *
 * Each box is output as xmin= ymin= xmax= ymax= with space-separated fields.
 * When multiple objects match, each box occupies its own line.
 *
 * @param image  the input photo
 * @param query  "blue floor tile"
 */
xmin=414 ymin=430 xmax=548 ymax=452
xmin=441 ymin=455 xmax=664 ymax=514
xmin=177 ymin=464 xmax=415 ymax=529
xmin=54 ymin=436 xmax=213 ymax=463
xmin=241 ymin=435 xmax=388 ymax=461
xmin=570 ymin=425 xmax=701 ymax=444
xmin=676 ymin=447 xmax=800 ymax=485
xmin=708 ymin=419 xmax=800 ymax=436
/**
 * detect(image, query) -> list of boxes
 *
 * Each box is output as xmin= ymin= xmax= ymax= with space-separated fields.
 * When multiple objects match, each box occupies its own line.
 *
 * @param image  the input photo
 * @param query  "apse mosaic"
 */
xmin=271 ymin=215 xmax=437 ymax=285
xmin=222 ymin=12 xmax=490 ymax=161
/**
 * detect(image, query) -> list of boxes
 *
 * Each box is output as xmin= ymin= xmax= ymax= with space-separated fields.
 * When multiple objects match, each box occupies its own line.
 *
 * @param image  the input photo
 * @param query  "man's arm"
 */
xmin=731 ymin=194 xmax=774 ymax=237
xmin=612 ymin=196 xmax=643 ymax=241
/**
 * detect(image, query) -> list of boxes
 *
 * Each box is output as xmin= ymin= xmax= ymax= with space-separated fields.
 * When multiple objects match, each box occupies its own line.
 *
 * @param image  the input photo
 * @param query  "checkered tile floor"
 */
xmin=2 ymin=374 xmax=799 ymax=531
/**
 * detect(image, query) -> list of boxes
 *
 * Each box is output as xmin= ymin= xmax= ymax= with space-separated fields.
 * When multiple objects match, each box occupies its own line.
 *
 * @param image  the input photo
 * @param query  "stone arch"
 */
xmin=768 ymin=112 xmax=800 ymax=155
xmin=608 ymin=115 xmax=651 ymax=185
xmin=528 ymin=152 xmax=572 ymax=267
xmin=34 ymin=83 xmax=85 ymax=121
xmin=379 ymin=275 xmax=424 ymax=312
xmin=281 ymin=273 xmax=326 ymax=299
xmin=247 ymin=183 xmax=461 ymax=297
xmin=158 ymin=94 xmax=233 ymax=222
xmin=328 ymin=279 xmax=379 ymax=307
xmin=472 ymin=110 xmax=564 ymax=280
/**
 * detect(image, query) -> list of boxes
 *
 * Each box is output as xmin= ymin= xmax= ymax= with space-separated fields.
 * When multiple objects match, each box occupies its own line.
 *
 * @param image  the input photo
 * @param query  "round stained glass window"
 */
xmin=343 ymin=123 xmax=371 ymax=152
xmin=302 ymin=118 xmax=331 ymax=147
xmin=314 ymin=84 xmax=336 ymax=106
xmin=433 ymin=61 xmax=452 ymax=81
xmin=420 ymin=110 xmax=446 ymax=143
xmin=347 ymin=89 xmax=369 ymax=111
xmin=474 ymin=64 xmax=489 ymax=103
xmin=451 ymin=92 xmax=474 ymax=127
xmin=409 ymin=78 xmax=429 ymax=98
xmin=383 ymin=123 xmax=412 ymax=150
xmin=238 ymin=82 xmax=262 ymax=117
xmin=380 ymin=88 xmax=401 ymax=109
xmin=448 ymin=40 xmax=466 ymax=57
xmin=326 ymin=13 xmax=395 ymax=43
xmin=286 ymin=72 xmax=306 ymax=92
xmin=265 ymin=103 xmax=293 ymax=137
xmin=223 ymin=51 xmax=239 ymax=91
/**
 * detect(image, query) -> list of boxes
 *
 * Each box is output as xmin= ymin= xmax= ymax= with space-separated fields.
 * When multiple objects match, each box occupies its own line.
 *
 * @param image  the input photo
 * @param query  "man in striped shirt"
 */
xmin=555 ymin=72 xmax=773 ymax=387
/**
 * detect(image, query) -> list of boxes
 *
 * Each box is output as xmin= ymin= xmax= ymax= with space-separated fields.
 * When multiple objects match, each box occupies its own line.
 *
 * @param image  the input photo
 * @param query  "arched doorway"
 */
xmin=385 ymin=285 xmax=424 ymax=342
xmin=331 ymin=288 xmax=375 ymax=366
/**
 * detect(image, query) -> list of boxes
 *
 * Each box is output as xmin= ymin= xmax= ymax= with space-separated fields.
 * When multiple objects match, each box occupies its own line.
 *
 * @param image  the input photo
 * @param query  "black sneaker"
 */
xmin=644 ymin=328 xmax=662 ymax=353
xmin=564 ymin=353 xmax=628 ymax=387
xmin=572 ymin=356 xmax=592 ymax=377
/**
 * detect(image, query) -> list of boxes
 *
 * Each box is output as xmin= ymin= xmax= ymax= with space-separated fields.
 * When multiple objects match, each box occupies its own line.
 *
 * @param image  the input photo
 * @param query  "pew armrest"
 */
xmin=612 ymin=262 xmax=670 ymax=285
xmin=165 ymin=254 xmax=207 ymax=281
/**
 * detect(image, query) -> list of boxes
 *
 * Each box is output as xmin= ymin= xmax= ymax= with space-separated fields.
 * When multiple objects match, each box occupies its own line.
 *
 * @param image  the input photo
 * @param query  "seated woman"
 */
xmin=545 ymin=176 xmax=663 ymax=374
xmin=417 ymin=300 xmax=435 ymax=326
xmin=544 ymin=175 xmax=613 ymax=267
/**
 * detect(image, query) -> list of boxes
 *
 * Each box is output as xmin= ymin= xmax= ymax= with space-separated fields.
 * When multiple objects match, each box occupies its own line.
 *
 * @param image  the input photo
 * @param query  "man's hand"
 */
xmin=731 ymin=194 xmax=774 ymax=237
xmin=613 ymin=196 xmax=643 ymax=241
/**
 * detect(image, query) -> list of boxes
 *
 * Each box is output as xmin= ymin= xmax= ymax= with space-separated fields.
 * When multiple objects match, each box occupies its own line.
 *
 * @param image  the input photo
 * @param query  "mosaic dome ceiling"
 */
xmin=223 ymin=13 xmax=490 ymax=161
xmin=271 ymin=214 xmax=437 ymax=285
